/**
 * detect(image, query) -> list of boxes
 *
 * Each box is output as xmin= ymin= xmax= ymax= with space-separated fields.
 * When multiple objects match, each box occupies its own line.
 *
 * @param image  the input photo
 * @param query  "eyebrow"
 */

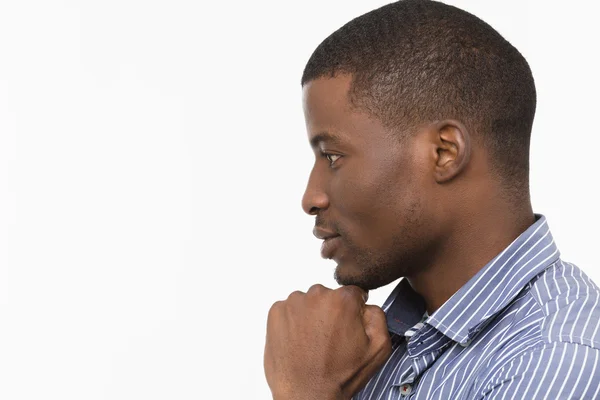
xmin=309 ymin=131 xmax=344 ymax=149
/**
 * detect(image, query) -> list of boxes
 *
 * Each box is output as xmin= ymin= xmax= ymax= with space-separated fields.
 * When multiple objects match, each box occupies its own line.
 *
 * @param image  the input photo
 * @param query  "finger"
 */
xmin=362 ymin=305 xmax=390 ymax=344
xmin=286 ymin=290 xmax=305 ymax=302
xmin=341 ymin=307 xmax=392 ymax=398
xmin=338 ymin=285 xmax=369 ymax=306
xmin=307 ymin=283 xmax=329 ymax=295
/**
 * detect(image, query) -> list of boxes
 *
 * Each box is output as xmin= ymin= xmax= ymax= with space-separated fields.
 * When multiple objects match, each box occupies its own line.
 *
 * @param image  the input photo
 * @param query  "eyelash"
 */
xmin=321 ymin=152 xmax=342 ymax=167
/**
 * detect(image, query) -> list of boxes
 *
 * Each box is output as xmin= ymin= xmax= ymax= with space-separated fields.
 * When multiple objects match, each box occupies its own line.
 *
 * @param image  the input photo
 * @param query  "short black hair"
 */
xmin=301 ymin=0 xmax=536 ymax=192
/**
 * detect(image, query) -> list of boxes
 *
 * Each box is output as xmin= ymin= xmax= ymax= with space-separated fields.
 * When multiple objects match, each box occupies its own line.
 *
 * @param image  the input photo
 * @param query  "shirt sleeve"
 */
xmin=478 ymin=341 xmax=600 ymax=399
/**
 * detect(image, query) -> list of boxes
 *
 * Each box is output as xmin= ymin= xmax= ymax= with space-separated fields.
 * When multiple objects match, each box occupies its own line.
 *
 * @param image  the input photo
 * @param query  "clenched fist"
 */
xmin=264 ymin=284 xmax=392 ymax=400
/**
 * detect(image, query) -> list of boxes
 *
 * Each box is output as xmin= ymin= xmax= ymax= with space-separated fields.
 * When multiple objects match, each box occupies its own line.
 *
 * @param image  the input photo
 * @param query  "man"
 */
xmin=264 ymin=0 xmax=600 ymax=399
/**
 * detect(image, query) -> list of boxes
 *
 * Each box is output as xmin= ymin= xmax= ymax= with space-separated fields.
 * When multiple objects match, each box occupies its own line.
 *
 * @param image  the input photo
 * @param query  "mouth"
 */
xmin=320 ymin=235 xmax=341 ymax=259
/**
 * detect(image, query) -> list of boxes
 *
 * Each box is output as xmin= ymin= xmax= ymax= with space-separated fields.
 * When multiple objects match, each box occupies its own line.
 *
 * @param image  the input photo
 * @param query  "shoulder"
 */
xmin=527 ymin=259 xmax=600 ymax=349
xmin=470 ymin=260 xmax=600 ymax=394
xmin=475 ymin=340 xmax=600 ymax=399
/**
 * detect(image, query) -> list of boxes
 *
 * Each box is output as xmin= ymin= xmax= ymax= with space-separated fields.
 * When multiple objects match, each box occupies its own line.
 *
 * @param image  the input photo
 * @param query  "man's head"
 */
xmin=301 ymin=0 xmax=536 ymax=290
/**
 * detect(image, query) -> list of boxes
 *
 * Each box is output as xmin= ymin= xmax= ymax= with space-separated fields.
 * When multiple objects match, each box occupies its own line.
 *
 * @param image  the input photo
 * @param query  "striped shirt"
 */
xmin=354 ymin=214 xmax=600 ymax=399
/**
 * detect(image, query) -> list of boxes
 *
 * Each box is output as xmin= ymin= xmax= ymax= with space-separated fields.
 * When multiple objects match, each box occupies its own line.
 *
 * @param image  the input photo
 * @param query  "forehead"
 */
xmin=302 ymin=74 xmax=395 ymax=150
xmin=302 ymin=74 xmax=354 ymax=136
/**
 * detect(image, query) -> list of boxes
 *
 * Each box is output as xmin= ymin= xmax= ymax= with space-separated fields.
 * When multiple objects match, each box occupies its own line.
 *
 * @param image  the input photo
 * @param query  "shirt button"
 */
xmin=400 ymin=384 xmax=412 ymax=396
xmin=460 ymin=339 xmax=472 ymax=347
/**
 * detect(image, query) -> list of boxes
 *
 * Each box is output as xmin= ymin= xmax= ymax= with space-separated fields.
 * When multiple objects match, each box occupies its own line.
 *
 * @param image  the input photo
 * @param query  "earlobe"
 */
xmin=433 ymin=120 xmax=471 ymax=183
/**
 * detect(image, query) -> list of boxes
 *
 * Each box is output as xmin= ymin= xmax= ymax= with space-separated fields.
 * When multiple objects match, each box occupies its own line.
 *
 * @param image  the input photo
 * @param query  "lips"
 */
xmin=313 ymin=226 xmax=339 ymax=240
xmin=313 ymin=226 xmax=342 ymax=259
xmin=320 ymin=235 xmax=341 ymax=259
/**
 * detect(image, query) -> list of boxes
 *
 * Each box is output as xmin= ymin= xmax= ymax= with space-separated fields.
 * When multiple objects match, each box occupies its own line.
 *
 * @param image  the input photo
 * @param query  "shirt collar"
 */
xmin=383 ymin=214 xmax=560 ymax=345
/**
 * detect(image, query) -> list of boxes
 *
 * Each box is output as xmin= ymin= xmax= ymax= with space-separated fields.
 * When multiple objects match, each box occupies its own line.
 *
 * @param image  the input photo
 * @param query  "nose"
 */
xmin=301 ymin=166 xmax=330 ymax=215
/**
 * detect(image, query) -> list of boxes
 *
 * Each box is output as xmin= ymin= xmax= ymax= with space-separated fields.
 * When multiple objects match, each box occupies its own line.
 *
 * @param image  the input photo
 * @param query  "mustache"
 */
xmin=315 ymin=215 xmax=340 ymax=235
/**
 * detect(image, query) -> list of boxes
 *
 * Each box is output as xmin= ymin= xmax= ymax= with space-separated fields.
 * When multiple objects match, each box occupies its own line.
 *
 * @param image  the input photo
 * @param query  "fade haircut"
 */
xmin=301 ymin=0 xmax=536 ymax=193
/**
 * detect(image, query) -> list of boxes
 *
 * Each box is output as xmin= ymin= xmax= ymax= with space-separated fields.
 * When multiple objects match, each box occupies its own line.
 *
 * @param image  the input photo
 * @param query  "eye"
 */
xmin=323 ymin=153 xmax=342 ymax=166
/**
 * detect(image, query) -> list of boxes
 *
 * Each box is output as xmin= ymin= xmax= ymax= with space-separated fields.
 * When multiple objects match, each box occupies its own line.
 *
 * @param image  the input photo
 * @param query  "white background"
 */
xmin=0 ymin=0 xmax=598 ymax=399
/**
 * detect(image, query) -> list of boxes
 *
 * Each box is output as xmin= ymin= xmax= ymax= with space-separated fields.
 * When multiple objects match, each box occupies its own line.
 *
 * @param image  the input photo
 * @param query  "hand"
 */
xmin=264 ymin=284 xmax=392 ymax=400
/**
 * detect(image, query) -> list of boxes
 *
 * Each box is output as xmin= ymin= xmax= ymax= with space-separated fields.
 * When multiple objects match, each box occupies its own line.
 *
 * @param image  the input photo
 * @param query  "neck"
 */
xmin=407 ymin=192 xmax=535 ymax=315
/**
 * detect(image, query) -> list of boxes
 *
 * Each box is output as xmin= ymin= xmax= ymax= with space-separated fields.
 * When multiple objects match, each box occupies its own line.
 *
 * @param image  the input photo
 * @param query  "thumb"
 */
xmin=362 ymin=305 xmax=390 ymax=344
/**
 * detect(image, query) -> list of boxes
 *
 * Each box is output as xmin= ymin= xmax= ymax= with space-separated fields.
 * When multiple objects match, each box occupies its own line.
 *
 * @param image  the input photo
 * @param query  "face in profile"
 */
xmin=302 ymin=74 xmax=441 ymax=290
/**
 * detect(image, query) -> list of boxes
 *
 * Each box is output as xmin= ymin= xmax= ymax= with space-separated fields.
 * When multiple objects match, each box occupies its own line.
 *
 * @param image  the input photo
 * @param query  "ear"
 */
xmin=431 ymin=120 xmax=471 ymax=183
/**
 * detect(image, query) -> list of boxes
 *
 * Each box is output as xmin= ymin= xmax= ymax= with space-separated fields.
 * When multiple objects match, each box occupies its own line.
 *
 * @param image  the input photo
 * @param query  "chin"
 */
xmin=333 ymin=261 xmax=377 ymax=290
xmin=333 ymin=260 xmax=356 ymax=284
xmin=333 ymin=257 xmax=400 ymax=291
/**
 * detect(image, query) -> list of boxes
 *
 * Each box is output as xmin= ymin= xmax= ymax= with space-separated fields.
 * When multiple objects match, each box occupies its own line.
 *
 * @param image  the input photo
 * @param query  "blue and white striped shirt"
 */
xmin=354 ymin=214 xmax=600 ymax=399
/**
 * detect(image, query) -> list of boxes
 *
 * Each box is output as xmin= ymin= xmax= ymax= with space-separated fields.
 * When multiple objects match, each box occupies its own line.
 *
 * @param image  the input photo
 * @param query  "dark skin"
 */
xmin=264 ymin=73 xmax=535 ymax=399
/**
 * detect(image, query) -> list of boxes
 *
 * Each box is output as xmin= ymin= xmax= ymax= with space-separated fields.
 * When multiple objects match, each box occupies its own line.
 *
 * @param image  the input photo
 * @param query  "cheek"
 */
xmin=331 ymin=162 xmax=411 ymax=239
xmin=331 ymin=166 xmax=379 ymax=215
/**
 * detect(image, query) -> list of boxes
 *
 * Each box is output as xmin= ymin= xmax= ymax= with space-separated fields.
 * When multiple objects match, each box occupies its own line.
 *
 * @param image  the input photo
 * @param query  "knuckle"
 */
xmin=365 ymin=304 xmax=385 ymax=318
xmin=268 ymin=300 xmax=283 ymax=316
xmin=307 ymin=283 xmax=328 ymax=295
xmin=286 ymin=290 xmax=304 ymax=301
